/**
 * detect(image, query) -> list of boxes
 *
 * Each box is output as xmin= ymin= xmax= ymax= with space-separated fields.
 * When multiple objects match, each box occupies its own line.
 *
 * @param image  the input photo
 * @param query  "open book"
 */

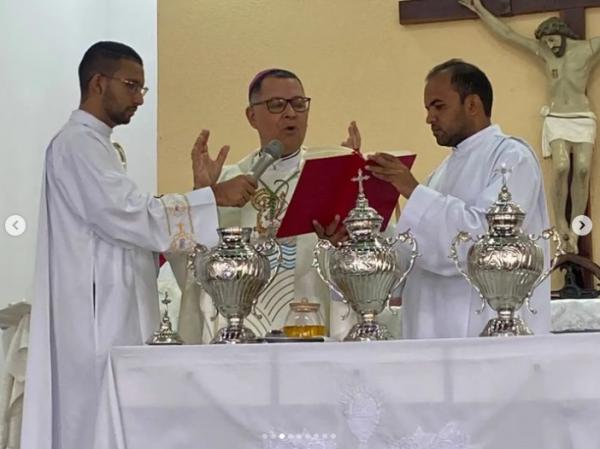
xmin=276 ymin=146 xmax=416 ymax=238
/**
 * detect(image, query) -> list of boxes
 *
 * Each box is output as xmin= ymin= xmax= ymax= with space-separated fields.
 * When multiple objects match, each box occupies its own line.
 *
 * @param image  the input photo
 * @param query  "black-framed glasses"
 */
xmin=101 ymin=74 xmax=149 ymax=97
xmin=250 ymin=96 xmax=311 ymax=113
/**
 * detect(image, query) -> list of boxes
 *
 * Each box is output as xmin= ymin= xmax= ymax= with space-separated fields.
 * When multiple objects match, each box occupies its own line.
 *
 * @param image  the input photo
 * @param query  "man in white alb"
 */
xmin=368 ymin=60 xmax=551 ymax=338
xmin=21 ymin=41 xmax=256 ymax=449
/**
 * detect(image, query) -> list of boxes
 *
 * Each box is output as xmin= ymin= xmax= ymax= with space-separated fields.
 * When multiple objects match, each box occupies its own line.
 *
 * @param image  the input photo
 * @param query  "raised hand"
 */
xmin=340 ymin=120 xmax=362 ymax=151
xmin=192 ymin=129 xmax=229 ymax=189
xmin=211 ymin=175 xmax=257 ymax=207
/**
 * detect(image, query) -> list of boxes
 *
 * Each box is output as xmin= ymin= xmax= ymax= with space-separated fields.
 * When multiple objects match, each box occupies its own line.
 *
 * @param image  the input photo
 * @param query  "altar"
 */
xmin=94 ymin=333 xmax=600 ymax=449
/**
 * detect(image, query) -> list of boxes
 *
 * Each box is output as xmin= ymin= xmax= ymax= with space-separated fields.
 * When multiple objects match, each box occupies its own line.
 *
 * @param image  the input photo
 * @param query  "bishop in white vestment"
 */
xmin=176 ymin=68 xmax=365 ymax=343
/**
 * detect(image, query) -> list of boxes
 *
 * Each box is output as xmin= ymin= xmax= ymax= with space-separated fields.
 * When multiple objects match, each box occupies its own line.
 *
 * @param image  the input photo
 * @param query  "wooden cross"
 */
xmin=399 ymin=0 xmax=600 ymax=39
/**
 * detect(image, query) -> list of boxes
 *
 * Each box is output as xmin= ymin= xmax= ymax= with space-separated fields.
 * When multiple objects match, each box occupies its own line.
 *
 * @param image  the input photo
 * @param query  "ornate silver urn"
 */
xmin=450 ymin=168 xmax=563 ymax=337
xmin=313 ymin=169 xmax=418 ymax=341
xmin=192 ymin=227 xmax=281 ymax=344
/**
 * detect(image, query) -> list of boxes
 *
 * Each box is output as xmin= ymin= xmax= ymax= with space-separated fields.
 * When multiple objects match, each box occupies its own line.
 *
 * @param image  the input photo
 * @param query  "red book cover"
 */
xmin=277 ymin=151 xmax=416 ymax=238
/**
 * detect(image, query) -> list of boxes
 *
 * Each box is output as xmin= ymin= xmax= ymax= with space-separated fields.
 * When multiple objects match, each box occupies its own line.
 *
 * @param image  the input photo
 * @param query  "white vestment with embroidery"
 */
xmin=177 ymin=148 xmax=354 ymax=342
xmin=21 ymin=110 xmax=219 ymax=449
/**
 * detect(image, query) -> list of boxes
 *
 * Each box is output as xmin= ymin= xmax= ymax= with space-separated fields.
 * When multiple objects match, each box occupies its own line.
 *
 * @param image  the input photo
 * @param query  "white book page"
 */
xmin=303 ymin=146 xmax=414 ymax=160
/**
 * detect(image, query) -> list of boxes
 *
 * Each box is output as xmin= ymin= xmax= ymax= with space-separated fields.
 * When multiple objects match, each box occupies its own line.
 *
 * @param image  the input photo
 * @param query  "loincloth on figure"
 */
xmin=541 ymin=108 xmax=597 ymax=158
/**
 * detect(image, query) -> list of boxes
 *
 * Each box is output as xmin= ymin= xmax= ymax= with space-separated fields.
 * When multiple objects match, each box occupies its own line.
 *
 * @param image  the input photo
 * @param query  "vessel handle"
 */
xmin=252 ymin=238 xmax=283 ymax=319
xmin=449 ymin=232 xmax=486 ymax=314
xmin=524 ymin=227 xmax=564 ymax=314
xmin=386 ymin=229 xmax=419 ymax=314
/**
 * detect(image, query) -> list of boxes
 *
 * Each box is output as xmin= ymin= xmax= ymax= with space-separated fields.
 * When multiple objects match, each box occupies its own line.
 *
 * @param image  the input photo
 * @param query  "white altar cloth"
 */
xmin=95 ymin=333 xmax=600 ymax=449
xmin=551 ymin=298 xmax=600 ymax=332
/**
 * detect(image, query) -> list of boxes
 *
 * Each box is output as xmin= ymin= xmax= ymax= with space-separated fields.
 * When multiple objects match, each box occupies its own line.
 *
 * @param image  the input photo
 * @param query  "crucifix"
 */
xmin=399 ymin=0 xmax=600 ymax=39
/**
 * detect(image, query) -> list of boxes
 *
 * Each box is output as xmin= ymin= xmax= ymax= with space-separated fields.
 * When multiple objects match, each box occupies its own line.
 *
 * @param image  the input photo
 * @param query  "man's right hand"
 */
xmin=211 ymin=175 xmax=257 ymax=207
xmin=366 ymin=153 xmax=419 ymax=199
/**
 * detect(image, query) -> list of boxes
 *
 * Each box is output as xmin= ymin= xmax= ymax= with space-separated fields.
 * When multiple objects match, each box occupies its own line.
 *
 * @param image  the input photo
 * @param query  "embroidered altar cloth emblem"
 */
xmin=342 ymin=381 xmax=382 ymax=449
xmin=391 ymin=422 xmax=475 ymax=449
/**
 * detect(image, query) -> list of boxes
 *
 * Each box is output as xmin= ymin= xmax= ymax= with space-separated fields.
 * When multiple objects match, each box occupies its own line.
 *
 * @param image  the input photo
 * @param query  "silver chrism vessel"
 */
xmin=450 ymin=167 xmax=563 ymax=336
xmin=314 ymin=169 xmax=418 ymax=341
xmin=191 ymin=227 xmax=281 ymax=344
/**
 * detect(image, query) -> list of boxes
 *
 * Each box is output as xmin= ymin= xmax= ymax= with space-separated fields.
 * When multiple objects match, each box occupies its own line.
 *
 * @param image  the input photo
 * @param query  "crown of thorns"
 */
xmin=534 ymin=17 xmax=579 ymax=40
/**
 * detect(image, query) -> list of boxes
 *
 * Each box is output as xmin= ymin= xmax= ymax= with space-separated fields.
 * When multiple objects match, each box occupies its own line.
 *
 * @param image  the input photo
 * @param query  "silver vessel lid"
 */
xmin=343 ymin=169 xmax=383 ymax=240
xmin=485 ymin=166 xmax=525 ymax=235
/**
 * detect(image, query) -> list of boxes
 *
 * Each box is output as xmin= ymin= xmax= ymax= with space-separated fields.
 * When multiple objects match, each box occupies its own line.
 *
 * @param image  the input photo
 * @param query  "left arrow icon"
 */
xmin=4 ymin=215 xmax=26 ymax=237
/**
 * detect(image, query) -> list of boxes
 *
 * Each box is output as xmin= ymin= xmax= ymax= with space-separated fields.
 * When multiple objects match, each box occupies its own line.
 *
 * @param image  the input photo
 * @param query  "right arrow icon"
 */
xmin=572 ymin=215 xmax=593 ymax=237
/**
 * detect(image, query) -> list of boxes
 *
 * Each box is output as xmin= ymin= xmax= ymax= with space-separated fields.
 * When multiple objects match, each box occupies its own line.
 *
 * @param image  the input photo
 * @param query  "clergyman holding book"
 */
xmin=367 ymin=59 xmax=550 ymax=338
xmin=174 ymin=68 xmax=366 ymax=342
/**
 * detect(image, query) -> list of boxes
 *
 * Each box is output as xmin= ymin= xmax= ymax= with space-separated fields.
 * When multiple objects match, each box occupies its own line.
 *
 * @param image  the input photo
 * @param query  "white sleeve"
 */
xmin=49 ymin=129 xmax=218 ymax=252
xmin=396 ymin=140 xmax=543 ymax=276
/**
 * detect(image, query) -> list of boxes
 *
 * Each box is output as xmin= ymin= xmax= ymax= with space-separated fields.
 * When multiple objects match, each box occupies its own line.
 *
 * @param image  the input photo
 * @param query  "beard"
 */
xmin=102 ymin=90 xmax=135 ymax=126
xmin=430 ymin=107 xmax=474 ymax=147
xmin=434 ymin=131 xmax=468 ymax=147
xmin=108 ymin=109 xmax=132 ymax=126
xmin=432 ymin=120 xmax=470 ymax=147
xmin=549 ymin=37 xmax=566 ymax=57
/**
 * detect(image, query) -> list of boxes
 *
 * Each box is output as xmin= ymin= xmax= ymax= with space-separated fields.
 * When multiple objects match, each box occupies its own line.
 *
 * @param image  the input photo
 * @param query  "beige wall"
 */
xmin=157 ymin=0 xmax=600 ymax=268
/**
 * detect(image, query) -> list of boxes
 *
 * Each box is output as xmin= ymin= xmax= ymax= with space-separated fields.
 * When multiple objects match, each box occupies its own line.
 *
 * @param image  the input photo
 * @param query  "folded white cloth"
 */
xmin=0 ymin=303 xmax=30 ymax=449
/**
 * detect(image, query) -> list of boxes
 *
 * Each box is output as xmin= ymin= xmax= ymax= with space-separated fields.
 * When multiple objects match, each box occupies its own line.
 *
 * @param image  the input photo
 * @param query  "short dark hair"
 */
xmin=78 ymin=41 xmax=143 ymax=98
xmin=535 ymin=17 xmax=579 ymax=40
xmin=427 ymin=59 xmax=494 ymax=118
xmin=248 ymin=68 xmax=303 ymax=102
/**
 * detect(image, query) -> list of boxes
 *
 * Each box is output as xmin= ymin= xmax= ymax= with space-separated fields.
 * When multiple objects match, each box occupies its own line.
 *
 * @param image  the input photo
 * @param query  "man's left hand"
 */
xmin=192 ymin=129 xmax=230 ymax=189
xmin=313 ymin=214 xmax=348 ymax=246
xmin=366 ymin=153 xmax=419 ymax=199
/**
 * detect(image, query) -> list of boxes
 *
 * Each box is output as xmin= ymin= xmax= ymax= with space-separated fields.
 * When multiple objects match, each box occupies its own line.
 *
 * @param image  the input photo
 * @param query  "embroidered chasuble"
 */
xmin=177 ymin=148 xmax=354 ymax=342
xmin=217 ymin=149 xmax=341 ymax=337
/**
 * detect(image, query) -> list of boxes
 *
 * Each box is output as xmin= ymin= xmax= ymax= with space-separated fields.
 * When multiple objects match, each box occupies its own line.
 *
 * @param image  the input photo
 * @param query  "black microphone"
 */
xmin=249 ymin=139 xmax=284 ymax=180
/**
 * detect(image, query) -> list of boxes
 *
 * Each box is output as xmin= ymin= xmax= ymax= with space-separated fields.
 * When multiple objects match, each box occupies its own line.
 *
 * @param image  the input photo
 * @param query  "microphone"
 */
xmin=249 ymin=139 xmax=285 ymax=180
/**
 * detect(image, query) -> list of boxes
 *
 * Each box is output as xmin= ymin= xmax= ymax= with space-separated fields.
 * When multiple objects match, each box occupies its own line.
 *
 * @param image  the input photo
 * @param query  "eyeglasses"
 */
xmin=101 ymin=74 xmax=149 ymax=97
xmin=250 ymin=96 xmax=311 ymax=113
